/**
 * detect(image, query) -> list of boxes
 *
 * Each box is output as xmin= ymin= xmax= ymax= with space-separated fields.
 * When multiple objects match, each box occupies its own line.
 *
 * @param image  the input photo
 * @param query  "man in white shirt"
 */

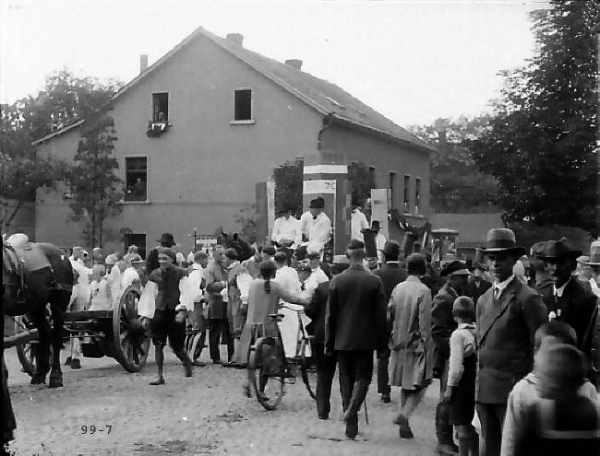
xmin=371 ymin=220 xmax=387 ymax=266
xmin=67 ymin=246 xmax=93 ymax=369
xmin=272 ymin=207 xmax=302 ymax=249
xmin=351 ymin=205 xmax=369 ymax=242
xmin=300 ymin=210 xmax=313 ymax=243
xmin=307 ymin=197 xmax=332 ymax=257
xmin=306 ymin=251 xmax=330 ymax=289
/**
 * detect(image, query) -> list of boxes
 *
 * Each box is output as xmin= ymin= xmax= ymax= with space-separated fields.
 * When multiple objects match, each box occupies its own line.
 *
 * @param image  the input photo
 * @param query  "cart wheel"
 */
xmin=248 ymin=337 xmax=285 ymax=411
xmin=300 ymin=338 xmax=317 ymax=400
xmin=14 ymin=315 xmax=53 ymax=377
xmin=112 ymin=285 xmax=150 ymax=373
xmin=186 ymin=332 xmax=204 ymax=362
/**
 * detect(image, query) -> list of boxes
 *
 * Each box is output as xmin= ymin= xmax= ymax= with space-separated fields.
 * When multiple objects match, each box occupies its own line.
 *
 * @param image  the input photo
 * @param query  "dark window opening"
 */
xmin=124 ymin=233 xmax=147 ymax=260
xmin=152 ymin=93 xmax=169 ymax=122
xmin=125 ymin=157 xmax=147 ymax=202
xmin=403 ymin=175 xmax=410 ymax=213
xmin=368 ymin=166 xmax=376 ymax=188
xmin=389 ymin=172 xmax=397 ymax=210
xmin=415 ymin=178 xmax=421 ymax=214
xmin=234 ymin=89 xmax=252 ymax=121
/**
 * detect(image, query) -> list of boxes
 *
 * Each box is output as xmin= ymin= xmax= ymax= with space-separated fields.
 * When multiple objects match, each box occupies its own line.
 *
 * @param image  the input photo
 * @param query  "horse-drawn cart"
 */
xmin=4 ymin=284 xmax=151 ymax=376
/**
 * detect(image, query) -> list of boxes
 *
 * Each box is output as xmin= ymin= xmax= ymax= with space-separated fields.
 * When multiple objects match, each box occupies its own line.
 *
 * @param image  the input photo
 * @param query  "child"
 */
xmin=444 ymin=296 xmax=478 ymax=456
xmin=501 ymin=322 xmax=598 ymax=456
xmin=88 ymin=264 xmax=113 ymax=311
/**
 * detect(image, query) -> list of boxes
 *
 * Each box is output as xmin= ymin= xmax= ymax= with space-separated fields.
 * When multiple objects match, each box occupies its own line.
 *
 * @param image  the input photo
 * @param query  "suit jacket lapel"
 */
xmin=479 ymin=279 xmax=519 ymax=344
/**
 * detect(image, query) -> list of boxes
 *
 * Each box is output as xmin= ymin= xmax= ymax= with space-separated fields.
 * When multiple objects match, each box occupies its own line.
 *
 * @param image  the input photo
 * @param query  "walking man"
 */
xmin=432 ymin=260 xmax=471 ymax=455
xmin=374 ymin=240 xmax=408 ymax=404
xmin=476 ymin=228 xmax=547 ymax=456
xmin=325 ymin=239 xmax=387 ymax=439
xmin=389 ymin=253 xmax=435 ymax=439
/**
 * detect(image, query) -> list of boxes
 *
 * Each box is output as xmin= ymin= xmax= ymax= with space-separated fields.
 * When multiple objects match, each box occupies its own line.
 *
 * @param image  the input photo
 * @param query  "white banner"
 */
xmin=303 ymin=179 xmax=336 ymax=194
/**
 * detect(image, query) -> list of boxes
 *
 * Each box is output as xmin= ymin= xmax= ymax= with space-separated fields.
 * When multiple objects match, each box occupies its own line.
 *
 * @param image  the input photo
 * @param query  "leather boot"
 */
xmin=436 ymin=403 xmax=458 ymax=455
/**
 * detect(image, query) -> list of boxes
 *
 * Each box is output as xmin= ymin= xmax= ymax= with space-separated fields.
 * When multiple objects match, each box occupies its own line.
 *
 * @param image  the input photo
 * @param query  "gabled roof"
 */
xmin=34 ymin=26 xmax=432 ymax=152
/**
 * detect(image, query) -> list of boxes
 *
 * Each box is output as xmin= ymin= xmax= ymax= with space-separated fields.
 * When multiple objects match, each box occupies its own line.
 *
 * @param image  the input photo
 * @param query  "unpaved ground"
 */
xmin=5 ymin=347 xmax=439 ymax=456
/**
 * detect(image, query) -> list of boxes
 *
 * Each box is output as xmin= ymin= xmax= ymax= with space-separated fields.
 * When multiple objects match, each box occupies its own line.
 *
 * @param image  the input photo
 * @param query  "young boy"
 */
xmin=147 ymin=247 xmax=193 ymax=385
xmin=88 ymin=264 xmax=112 ymax=311
xmin=501 ymin=322 xmax=598 ymax=455
xmin=444 ymin=296 xmax=479 ymax=456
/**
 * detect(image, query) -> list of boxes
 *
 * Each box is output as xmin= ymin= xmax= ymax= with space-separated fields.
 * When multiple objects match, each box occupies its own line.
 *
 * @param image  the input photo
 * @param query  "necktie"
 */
xmin=493 ymin=287 xmax=500 ymax=301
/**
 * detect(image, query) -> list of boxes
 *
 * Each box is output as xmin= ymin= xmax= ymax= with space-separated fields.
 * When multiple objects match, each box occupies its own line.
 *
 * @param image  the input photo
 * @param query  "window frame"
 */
xmin=403 ymin=174 xmax=411 ymax=214
xmin=124 ymin=155 xmax=149 ymax=203
xmin=152 ymin=92 xmax=170 ymax=123
xmin=231 ymin=88 xmax=255 ymax=124
xmin=389 ymin=171 xmax=397 ymax=210
xmin=415 ymin=177 xmax=422 ymax=215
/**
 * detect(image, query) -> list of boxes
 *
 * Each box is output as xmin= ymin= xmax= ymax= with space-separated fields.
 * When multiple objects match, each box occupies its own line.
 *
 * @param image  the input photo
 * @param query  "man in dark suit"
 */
xmin=464 ymin=262 xmax=492 ymax=305
xmin=304 ymin=260 xmax=348 ymax=420
xmin=325 ymin=240 xmax=388 ymax=440
xmin=432 ymin=260 xmax=470 ymax=456
xmin=374 ymin=241 xmax=408 ymax=404
xmin=539 ymin=238 xmax=598 ymax=359
xmin=476 ymin=229 xmax=547 ymax=456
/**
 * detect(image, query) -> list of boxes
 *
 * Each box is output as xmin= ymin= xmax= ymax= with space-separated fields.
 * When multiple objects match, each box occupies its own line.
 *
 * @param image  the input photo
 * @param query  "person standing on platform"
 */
xmin=351 ymin=203 xmax=369 ymax=242
xmin=306 ymin=197 xmax=332 ymax=258
xmin=374 ymin=241 xmax=408 ymax=404
xmin=325 ymin=239 xmax=387 ymax=440
xmin=272 ymin=207 xmax=302 ymax=250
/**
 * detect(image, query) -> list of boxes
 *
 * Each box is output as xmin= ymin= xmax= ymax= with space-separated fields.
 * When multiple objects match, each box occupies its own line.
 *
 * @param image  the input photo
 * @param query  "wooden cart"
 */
xmin=4 ymin=284 xmax=151 ymax=375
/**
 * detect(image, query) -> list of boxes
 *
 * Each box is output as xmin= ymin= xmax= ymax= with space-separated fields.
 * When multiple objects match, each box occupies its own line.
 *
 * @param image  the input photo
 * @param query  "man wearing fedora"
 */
xmin=432 ymin=260 xmax=471 ymax=456
xmin=303 ymin=197 xmax=332 ymax=258
xmin=374 ymin=240 xmax=408 ymax=404
xmin=475 ymin=228 xmax=547 ymax=456
xmin=577 ymin=241 xmax=600 ymax=298
xmin=538 ymin=238 xmax=598 ymax=360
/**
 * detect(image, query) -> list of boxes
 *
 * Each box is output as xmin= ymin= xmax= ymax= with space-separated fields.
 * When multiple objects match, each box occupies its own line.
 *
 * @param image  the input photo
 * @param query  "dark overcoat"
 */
xmin=431 ymin=283 xmax=459 ymax=371
xmin=476 ymin=277 xmax=547 ymax=404
xmin=325 ymin=264 xmax=387 ymax=353
xmin=464 ymin=278 xmax=492 ymax=306
xmin=539 ymin=278 xmax=598 ymax=357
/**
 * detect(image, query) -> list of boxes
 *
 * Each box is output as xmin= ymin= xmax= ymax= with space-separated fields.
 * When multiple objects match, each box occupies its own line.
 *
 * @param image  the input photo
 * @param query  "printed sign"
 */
xmin=303 ymin=179 xmax=336 ymax=194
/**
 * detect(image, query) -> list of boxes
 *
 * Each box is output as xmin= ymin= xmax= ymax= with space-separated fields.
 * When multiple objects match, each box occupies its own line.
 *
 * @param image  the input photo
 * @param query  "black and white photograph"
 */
xmin=1 ymin=0 xmax=599 ymax=455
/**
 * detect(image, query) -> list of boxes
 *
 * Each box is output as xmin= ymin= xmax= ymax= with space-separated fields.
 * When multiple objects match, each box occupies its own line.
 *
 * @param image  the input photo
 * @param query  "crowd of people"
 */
xmin=3 ymin=198 xmax=600 ymax=455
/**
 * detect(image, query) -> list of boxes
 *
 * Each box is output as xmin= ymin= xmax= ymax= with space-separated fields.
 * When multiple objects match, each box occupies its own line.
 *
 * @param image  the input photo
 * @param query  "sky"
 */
xmin=0 ymin=0 xmax=550 ymax=127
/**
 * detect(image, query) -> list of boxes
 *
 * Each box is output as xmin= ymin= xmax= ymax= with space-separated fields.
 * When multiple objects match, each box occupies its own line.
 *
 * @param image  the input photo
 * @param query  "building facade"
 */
xmin=34 ymin=27 xmax=431 ymax=255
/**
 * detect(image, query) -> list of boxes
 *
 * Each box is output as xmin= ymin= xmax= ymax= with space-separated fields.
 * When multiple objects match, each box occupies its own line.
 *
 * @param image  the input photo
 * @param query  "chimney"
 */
xmin=140 ymin=54 xmax=148 ymax=73
xmin=226 ymin=33 xmax=244 ymax=46
xmin=285 ymin=59 xmax=303 ymax=71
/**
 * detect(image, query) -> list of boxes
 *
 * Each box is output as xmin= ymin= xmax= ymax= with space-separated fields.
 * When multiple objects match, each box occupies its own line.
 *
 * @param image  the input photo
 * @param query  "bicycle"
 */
xmin=246 ymin=309 xmax=316 ymax=411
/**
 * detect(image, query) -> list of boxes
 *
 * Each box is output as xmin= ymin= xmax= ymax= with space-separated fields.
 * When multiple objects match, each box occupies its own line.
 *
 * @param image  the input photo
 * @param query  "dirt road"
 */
xmin=5 ymin=348 xmax=439 ymax=456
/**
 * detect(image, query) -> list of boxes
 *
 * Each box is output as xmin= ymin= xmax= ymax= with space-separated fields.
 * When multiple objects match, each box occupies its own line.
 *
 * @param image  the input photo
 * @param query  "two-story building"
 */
xmin=34 ymin=26 xmax=432 ymax=255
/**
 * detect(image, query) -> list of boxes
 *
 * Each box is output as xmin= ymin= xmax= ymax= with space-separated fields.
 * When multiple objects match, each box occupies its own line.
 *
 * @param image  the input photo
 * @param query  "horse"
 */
xmin=216 ymin=231 xmax=253 ymax=262
xmin=2 ymin=238 xmax=74 ymax=388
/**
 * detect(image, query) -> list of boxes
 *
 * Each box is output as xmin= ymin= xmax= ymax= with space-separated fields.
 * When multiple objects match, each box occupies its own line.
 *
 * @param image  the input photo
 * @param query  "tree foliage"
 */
xmin=409 ymin=116 xmax=499 ymax=213
xmin=468 ymin=1 xmax=599 ymax=234
xmin=69 ymin=115 xmax=123 ymax=247
xmin=347 ymin=161 xmax=375 ymax=207
xmin=273 ymin=159 xmax=304 ymax=216
xmin=0 ymin=69 xmax=122 ymax=233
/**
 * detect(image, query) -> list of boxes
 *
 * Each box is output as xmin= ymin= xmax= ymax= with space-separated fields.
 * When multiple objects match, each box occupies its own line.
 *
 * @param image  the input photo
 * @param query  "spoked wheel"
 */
xmin=13 ymin=315 xmax=52 ymax=377
xmin=185 ymin=331 xmax=204 ymax=362
xmin=300 ymin=337 xmax=317 ymax=400
xmin=248 ymin=337 xmax=285 ymax=411
xmin=112 ymin=285 xmax=150 ymax=372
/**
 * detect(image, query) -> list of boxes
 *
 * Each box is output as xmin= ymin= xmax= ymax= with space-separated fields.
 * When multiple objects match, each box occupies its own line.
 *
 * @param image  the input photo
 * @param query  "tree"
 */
xmin=273 ymin=159 xmax=304 ymax=216
xmin=0 ymin=69 xmax=122 ymax=232
xmin=468 ymin=1 xmax=599 ymax=234
xmin=408 ymin=116 xmax=499 ymax=213
xmin=347 ymin=162 xmax=375 ymax=207
xmin=0 ymin=153 xmax=69 ymax=232
xmin=69 ymin=114 xmax=123 ymax=247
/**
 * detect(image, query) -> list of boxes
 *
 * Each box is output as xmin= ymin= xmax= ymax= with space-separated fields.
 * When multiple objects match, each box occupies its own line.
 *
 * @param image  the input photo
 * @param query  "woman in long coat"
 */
xmin=388 ymin=253 xmax=435 ymax=439
xmin=238 ymin=261 xmax=308 ymax=379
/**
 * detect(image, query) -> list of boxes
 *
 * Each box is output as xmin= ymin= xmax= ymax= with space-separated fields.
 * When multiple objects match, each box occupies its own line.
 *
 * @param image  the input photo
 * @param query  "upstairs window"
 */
xmin=234 ymin=89 xmax=252 ymax=121
xmin=415 ymin=178 xmax=421 ymax=214
xmin=125 ymin=157 xmax=147 ymax=202
xmin=403 ymin=175 xmax=410 ymax=213
xmin=152 ymin=93 xmax=169 ymax=122
xmin=368 ymin=166 xmax=377 ymax=188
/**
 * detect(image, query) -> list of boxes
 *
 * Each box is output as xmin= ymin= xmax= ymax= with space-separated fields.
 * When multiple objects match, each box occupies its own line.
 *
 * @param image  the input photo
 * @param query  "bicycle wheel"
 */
xmin=248 ymin=337 xmax=285 ymax=411
xmin=300 ymin=337 xmax=317 ymax=400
